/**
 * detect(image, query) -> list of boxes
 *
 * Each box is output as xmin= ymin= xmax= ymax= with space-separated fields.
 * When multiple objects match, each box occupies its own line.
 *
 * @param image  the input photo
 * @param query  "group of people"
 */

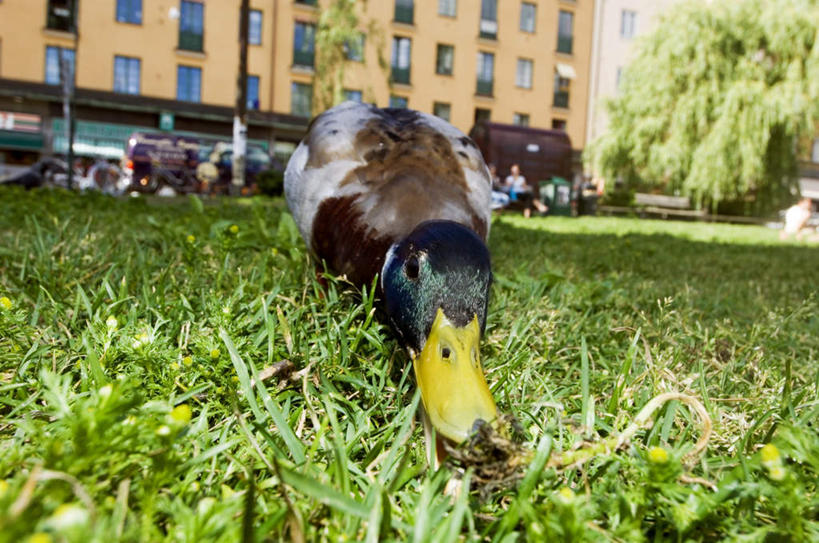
xmin=488 ymin=163 xmax=549 ymax=218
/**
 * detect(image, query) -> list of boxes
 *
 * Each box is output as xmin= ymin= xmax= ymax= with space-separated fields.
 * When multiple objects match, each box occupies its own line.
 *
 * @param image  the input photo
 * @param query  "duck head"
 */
xmin=381 ymin=220 xmax=498 ymax=444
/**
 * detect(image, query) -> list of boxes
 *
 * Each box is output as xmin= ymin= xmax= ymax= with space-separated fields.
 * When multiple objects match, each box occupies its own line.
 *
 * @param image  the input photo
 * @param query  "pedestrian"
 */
xmin=503 ymin=163 xmax=548 ymax=218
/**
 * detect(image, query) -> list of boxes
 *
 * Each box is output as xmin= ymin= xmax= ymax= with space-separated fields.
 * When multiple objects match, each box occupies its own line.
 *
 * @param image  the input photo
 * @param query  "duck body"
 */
xmin=285 ymin=101 xmax=498 ymax=445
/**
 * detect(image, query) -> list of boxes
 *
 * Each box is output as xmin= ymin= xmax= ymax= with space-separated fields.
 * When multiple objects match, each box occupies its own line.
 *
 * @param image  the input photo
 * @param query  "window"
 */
xmin=553 ymin=73 xmax=570 ymax=108
xmin=389 ymin=95 xmax=408 ymax=108
xmin=474 ymin=108 xmax=491 ymax=124
xmin=45 ymin=46 xmax=74 ymax=85
xmin=513 ymin=113 xmax=530 ymax=127
xmin=177 ymin=65 xmax=201 ymax=102
xmin=436 ymin=44 xmax=454 ymax=76
xmin=46 ymin=0 xmax=74 ymax=32
xmin=114 ymin=56 xmax=140 ymax=94
xmin=812 ymin=138 xmax=819 ymax=163
xmin=621 ymin=10 xmax=637 ymax=38
xmin=394 ymin=0 xmax=413 ymax=24
xmin=344 ymin=34 xmax=365 ymax=61
xmin=293 ymin=22 xmax=316 ymax=67
xmin=433 ymin=102 xmax=451 ymax=121
xmin=476 ymin=51 xmax=494 ymax=96
xmin=391 ymin=36 xmax=411 ymax=84
xmin=249 ymin=10 xmax=262 ymax=45
xmin=247 ymin=75 xmax=259 ymax=109
xmin=520 ymin=2 xmax=535 ymax=33
xmin=480 ymin=0 xmax=498 ymax=40
xmin=516 ymin=58 xmax=533 ymax=89
xmin=552 ymin=118 xmax=566 ymax=131
xmin=295 ymin=0 xmax=317 ymax=5
xmin=179 ymin=1 xmax=204 ymax=52
xmin=439 ymin=0 xmax=456 ymax=17
xmin=291 ymin=82 xmax=312 ymax=117
xmin=344 ymin=89 xmax=363 ymax=102
xmin=116 ymin=0 xmax=142 ymax=24
xmin=557 ymin=10 xmax=573 ymax=54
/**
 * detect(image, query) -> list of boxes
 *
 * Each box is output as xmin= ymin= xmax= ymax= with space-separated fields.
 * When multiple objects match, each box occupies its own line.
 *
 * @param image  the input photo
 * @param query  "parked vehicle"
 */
xmin=198 ymin=142 xmax=279 ymax=194
xmin=0 ymin=157 xmax=68 ymax=189
xmin=121 ymin=132 xmax=201 ymax=193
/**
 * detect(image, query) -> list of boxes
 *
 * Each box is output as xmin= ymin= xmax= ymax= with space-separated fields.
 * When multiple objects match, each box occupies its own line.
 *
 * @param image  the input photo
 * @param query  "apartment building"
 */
xmin=0 ymin=0 xmax=593 ymax=168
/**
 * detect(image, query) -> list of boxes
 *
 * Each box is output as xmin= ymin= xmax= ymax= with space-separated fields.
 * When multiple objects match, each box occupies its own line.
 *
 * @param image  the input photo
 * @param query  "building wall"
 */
xmin=585 ymin=0 xmax=678 ymax=148
xmin=0 ymin=0 xmax=593 ymax=150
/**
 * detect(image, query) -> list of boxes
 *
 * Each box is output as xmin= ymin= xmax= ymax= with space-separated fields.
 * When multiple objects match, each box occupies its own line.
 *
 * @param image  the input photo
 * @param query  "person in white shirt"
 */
xmin=780 ymin=197 xmax=813 ymax=240
xmin=503 ymin=164 xmax=548 ymax=218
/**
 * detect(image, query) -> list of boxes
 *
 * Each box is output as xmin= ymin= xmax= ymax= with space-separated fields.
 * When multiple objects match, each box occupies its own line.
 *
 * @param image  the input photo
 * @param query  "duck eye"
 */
xmin=405 ymin=256 xmax=420 ymax=280
xmin=441 ymin=346 xmax=451 ymax=360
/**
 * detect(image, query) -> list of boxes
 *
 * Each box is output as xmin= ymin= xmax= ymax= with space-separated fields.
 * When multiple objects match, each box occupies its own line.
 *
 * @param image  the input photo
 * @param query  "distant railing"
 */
xmin=391 ymin=66 xmax=411 ymax=85
xmin=557 ymin=35 xmax=573 ymax=54
xmin=293 ymin=49 xmax=315 ymax=68
xmin=178 ymin=31 xmax=203 ymax=52
xmin=476 ymin=79 xmax=494 ymax=96
xmin=553 ymin=91 xmax=569 ymax=108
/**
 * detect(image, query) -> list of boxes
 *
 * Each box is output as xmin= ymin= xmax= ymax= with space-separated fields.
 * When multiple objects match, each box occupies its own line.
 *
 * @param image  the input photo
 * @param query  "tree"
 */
xmin=313 ymin=0 xmax=386 ymax=113
xmin=586 ymin=0 xmax=819 ymax=213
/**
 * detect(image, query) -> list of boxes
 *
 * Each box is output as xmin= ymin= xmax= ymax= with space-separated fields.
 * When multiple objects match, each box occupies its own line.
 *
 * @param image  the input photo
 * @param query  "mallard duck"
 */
xmin=284 ymin=101 xmax=498 ymax=455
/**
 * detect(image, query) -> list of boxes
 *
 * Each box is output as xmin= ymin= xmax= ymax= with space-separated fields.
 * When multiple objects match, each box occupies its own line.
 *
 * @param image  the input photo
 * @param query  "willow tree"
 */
xmin=586 ymin=0 xmax=819 ymax=213
xmin=313 ymin=0 xmax=385 ymax=113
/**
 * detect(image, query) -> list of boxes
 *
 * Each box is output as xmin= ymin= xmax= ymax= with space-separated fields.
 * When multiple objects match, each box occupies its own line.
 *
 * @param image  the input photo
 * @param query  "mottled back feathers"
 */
xmin=285 ymin=101 xmax=492 ymax=286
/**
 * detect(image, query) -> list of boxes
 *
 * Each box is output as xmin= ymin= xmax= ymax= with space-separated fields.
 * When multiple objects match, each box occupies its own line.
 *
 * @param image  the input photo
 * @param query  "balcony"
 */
xmin=293 ymin=49 xmax=315 ymax=68
xmin=479 ymin=19 xmax=497 ymax=40
xmin=391 ymin=66 xmax=411 ymax=85
xmin=557 ymin=35 xmax=573 ymax=54
xmin=553 ymin=91 xmax=569 ymax=108
xmin=476 ymin=79 xmax=494 ymax=97
xmin=47 ymin=8 xmax=73 ymax=32
xmin=178 ymin=31 xmax=203 ymax=52
xmin=394 ymin=3 xmax=414 ymax=24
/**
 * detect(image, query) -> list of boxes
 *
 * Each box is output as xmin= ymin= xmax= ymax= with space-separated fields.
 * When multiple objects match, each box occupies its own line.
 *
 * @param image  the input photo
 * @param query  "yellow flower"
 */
xmin=768 ymin=465 xmax=786 ymax=481
xmin=26 ymin=534 xmax=53 ymax=543
xmin=48 ymin=503 xmax=88 ymax=529
xmin=106 ymin=316 xmax=118 ymax=330
xmin=557 ymin=486 xmax=574 ymax=503
xmin=221 ymin=305 xmax=231 ymax=315
xmin=648 ymin=446 xmax=670 ymax=465
xmin=760 ymin=443 xmax=780 ymax=466
xmin=271 ymin=247 xmax=279 ymax=256
xmin=186 ymin=234 xmax=196 ymax=243
xmin=229 ymin=224 xmax=239 ymax=234
xmin=210 ymin=348 xmax=220 ymax=359
xmin=170 ymin=362 xmax=180 ymax=371
xmin=0 ymin=480 xmax=9 ymax=496
xmin=0 ymin=296 xmax=12 ymax=310
xmin=170 ymin=404 xmax=192 ymax=425
xmin=182 ymin=355 xmax=193 ymax=367
xmin=156 ymin=425 xmax=171 ymax=436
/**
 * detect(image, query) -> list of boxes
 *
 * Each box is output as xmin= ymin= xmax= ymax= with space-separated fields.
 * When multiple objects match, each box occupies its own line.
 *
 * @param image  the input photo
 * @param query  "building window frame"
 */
xmin=116 ymin=0 xmax=142 ymax=25
xmin=394 ymin=0 xmax=414 ymax=25
xmin=515 ymin=58 xmax=533 ymax=89
xmin=435 ymin=44 xmax=454 ymax=76
xmin=113 ymin=55 xmax=141 ymax=95
xmin=553 ymin=73 xmax=570 ymax=108
xmin=46 ymin=0 xmax=75 ymax=32
xmin=389 ymin=95 xmax=409 ymax=109
xmin=344 ymin=89 xmax=363 ymax=103
xmin=438 ymin=0 xmax=456 ymax=18
xmin=293 ymin=21 xmax=316 ymax=67
xmin=520 ymin=2 xmax=536 ymax=33
xmin=178 ymin=0 xmax=204 ymax=52
xmin=391 ymin=36 xmax=412 ymax=84
xmin=344 ymin=33 xmax=365 ymax=62
xmin=291 ymin=82 xmax=313 ymax=117
xmin=433 ymin=101 xmax=451 ymax=121
xmin=247 ymin=74 xmax=260 ymax=109
xmin=476 ymin=51 xmax=494 ymax=96
xmin=44 ymin=46 xmax=75 ymax=85
xmin=513 ymin=113 xmax=530 ymax=127
xmin=621 ymin=9 xmax=637 ymax=39
xmin=248 ymin=9 xmax=262 ymax=45
xmin=176 ymin=64 xmax=202 ymax=102
xmin=557 ymin=10 xmax=574 ymax=54
xmin=479 ymin=0 xmax=498 ymax=40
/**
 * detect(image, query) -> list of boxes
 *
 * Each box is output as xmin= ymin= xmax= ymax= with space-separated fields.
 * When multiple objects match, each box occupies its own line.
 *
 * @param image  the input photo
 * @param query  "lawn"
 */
xmin=0 ymin=187 xmax=817 ymax=542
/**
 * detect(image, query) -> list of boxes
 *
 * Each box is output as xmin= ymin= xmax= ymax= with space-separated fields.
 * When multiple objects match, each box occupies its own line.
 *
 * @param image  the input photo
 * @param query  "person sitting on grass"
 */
xmin=503 ymin=163 xmax=548 ymax=218
xmin=780 ymin=197 xmax=813 ymax=241
xmin=488 ymin=163 xmax=510 ymax=210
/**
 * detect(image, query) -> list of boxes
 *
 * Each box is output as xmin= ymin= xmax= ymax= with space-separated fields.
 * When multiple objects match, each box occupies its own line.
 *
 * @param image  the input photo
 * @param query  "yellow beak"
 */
xmin=412 ymin=308 xmax=498 ymax=443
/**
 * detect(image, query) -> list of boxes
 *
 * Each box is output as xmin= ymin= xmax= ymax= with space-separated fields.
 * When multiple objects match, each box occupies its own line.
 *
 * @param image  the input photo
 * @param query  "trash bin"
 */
xmin=539 ymin=177 xmax=573 ymax=216
xmin=577 ymin=182 xmax=599 ymax=216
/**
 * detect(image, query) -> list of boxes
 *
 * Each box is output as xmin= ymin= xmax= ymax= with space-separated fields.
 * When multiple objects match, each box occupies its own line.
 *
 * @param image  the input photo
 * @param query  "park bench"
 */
xmin=632 ymin=193 xmax=707 ymax=219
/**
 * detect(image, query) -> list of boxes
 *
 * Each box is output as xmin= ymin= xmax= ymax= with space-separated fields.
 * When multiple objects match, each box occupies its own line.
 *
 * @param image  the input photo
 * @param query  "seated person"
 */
xmin=780 ymin=197 xmax=813 ymax=240
xmin=503 ymin=163 xmax=548 ymax=218
xmin=488 ymin=163 xmax=509 ymax=210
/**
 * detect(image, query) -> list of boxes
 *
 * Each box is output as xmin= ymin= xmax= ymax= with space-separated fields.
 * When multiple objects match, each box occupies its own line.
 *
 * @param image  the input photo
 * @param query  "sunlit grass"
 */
xmin=0 ymin=187 xmax=817 ymax=541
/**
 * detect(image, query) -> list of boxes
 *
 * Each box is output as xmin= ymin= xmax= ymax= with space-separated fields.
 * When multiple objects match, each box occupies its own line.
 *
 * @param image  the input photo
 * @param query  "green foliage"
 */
xmin=254 ymin=168 xmax=284 ymax=197
xmin=0 ymin=188 xmax=818 ymax=540
xmin=586 ymin=0 xmax=819 ymax=214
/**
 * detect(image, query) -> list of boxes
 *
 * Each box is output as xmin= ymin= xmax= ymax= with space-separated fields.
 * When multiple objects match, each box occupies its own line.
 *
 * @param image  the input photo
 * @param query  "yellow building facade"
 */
xmin=0 ymin=0 xmax=592 ymax=163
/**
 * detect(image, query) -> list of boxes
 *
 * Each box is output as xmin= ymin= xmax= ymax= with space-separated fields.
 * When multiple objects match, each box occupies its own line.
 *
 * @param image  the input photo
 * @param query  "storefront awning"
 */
xmin=0 ymin=129 xmax=44 ymax=151
xmin=556 ymin=63 xmax=576 ymax=79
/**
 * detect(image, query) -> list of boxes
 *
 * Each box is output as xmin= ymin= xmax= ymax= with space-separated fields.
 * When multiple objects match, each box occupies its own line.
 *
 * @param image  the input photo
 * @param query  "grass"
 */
xmin=0 ymin=186 xmax=817 ymax=542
